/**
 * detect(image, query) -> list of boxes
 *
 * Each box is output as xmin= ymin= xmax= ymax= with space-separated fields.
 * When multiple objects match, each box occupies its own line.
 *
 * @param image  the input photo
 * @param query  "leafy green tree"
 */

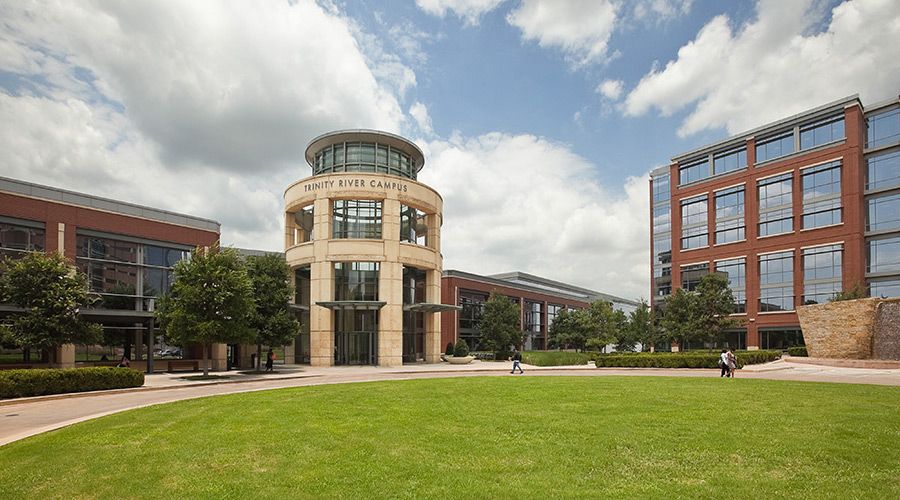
xmin=659 ymin=288 xmax=700 ymax=346
xmin=156 ymin=245 xmax=256 ymax=376
xmin=246 ymin=254 xmax=299 ymax=371
xmin=660 ymin=274 xmax=737 ymax=348
xmin=548 ymin=308 xmax=586 ymax=351
xmin=583 ymin=300 xmax=626 ymax=352
xmin=625 ymin=300 xmax=664 ymax=352
xmin=829 ymin=282 xmax=865 ymax=302
xmin=0 ymin=252 xmax=102 ymax=361
xmin=479 ymin=292 xmax=521 ymax=352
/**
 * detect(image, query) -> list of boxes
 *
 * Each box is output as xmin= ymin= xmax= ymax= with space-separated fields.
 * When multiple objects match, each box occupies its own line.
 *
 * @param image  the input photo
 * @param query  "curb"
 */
xmin=0 ymin=373 xmax=321 ymax=407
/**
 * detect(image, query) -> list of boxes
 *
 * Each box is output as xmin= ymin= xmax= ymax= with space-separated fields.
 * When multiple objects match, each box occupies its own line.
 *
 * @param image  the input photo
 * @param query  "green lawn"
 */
xmin=1 ymin=377 xmax=898 ymax=499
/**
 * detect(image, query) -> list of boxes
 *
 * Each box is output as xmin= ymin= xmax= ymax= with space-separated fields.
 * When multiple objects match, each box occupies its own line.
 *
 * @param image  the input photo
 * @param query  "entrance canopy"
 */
xmin=315 ymin=301 xmax=386 ymax=311
xmin=403 ymin=303 xmax=462 ymax=313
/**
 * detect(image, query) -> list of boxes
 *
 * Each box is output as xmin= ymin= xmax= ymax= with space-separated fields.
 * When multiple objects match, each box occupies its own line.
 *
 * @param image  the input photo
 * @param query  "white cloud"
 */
xmin=624 ymin=0 xmax=900 ymax=137
xmin=419 ymin=133 xmax=649 ymax=300
xmin=597 ymin=79 xmax=624 ymax=100
xmin=507 ymin=0 xmax=619 ymax=67
xmin=632 ymin=0 xmax=693 ymax=24
xmin=0 ymin=0 xmax=413 ymax=251
xmin=409 ymin=102 xmax=435 ymax=136
xmin=415 ymin=0 xmax=506 ymax=25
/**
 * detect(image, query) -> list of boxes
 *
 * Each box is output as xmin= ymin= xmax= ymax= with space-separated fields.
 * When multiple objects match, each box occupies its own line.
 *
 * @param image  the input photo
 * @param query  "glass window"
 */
xmin=868 ymin=236 xmax=900 ymax=274
xmin=654 ymin=237 xmax=671 ymax=264
xmin=334 ymin=262 xmax=379 ymax=301
xmin=759 ymin=329 xmax=804 ymax=350
xmin=759 ymin=250 xmax=794 ymax=312
xmin=653 ymin=204 xmax=671 ymax=234
xmin=679 ymin=159 xmax=708 ymax=185
xmin=293 ymin=204 xmax=315 ymax=244
xmin=652 ymin=174 xmax=670 ymax=203
xmin=758 ymin=173 xmax=793 ymax=237
xmin=756 ymin=132 xmax=794 ymax=163
xmin=654 ymin=265 xmax=672 ymax=297
xmin=680 ymin=263 xmax=708 ymax=292
xmin=800 ymin=115 xmax=845 ymax=150
xmin=713 ymin=148 xmax=747 ymax=175
xmin=680 ymin=195 xmax=708 ymax=250
xmin=715 ymin=258 xmax=745 ymax=313
xmin=867 ymin=150 xmax=900 ymax=191
xmin=0 ymin=222 xmax=45 ymax=259
xmin=802 ymin=244 xmax=842 ymax=304
xmin=801 ymin=161 xmax=842 ymax=229
xmin=868 ymin=193 xmax=900 ymax=233
xmin=715 ymin=186 xmax=745 ymax=244
xmin=76 ymin=235 xmax=139 ymax=263
xmin=332 ymin=200 xmax=382 ymax=239
xmin=313 ymin=142 xmax=417 ymax=180
xmin=524 ymin=301 xmax=543 ymax=334
xmin=400 ymin=205 xmax=428 ymax=246
xmin=867 ymin=107 xmax=900 ymax=149
xmin=458 ymin=292 xmax=486 ymax=350
xmin=870 ymin=279 xmax=900 ymax=298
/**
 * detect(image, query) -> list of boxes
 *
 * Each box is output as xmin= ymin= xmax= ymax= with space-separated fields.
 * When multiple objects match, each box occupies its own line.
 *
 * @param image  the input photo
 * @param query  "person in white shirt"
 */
xmin=720 ymin=349 xmax=729 ymax=377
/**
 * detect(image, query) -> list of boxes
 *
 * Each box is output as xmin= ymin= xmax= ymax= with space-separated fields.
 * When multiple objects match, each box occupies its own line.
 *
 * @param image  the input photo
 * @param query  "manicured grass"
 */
xmin=1 ymin=377 xmax=898 ymax=498
xmin=522 ymin=350 xmax=593 ymax=366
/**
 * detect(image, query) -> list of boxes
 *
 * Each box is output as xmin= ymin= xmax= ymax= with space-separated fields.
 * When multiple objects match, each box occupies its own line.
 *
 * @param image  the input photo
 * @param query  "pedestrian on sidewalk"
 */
xmin=510 ymin=349 xmax=524 ymax=374
xmin=726 ymin=349 xmax=737 ymax=378
xmin=719 ymin=349 xmax=728 ymax=377
xmin=266 ymin=349 xmax=275 ymax=372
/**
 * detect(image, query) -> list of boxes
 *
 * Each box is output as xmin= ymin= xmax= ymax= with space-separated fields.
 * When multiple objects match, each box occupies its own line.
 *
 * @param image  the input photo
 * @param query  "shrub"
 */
xmin=0 ymin=367 xmax=145 ymax=399
xmin=445 ymin=342 xmax=454 ymax=356
xmin=787 ymin=346 xmax=808 ymax=357
xmin=591 ymin=350 xmax=780 ymax=369
xmin=522 ymin=351 xmax=593 ymax=366
xmin=454 ymin=339 xmax=470 ymax=357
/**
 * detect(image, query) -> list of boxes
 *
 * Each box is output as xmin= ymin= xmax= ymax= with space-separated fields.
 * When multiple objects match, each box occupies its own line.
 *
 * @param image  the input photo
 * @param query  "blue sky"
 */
xmin=1 ymin=0 xmax=898 ymax=300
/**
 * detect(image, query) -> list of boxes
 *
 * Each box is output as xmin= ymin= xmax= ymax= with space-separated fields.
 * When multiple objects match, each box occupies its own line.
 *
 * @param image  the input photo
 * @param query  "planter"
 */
xmin=447 ymin=356 xmax=475 ymax=365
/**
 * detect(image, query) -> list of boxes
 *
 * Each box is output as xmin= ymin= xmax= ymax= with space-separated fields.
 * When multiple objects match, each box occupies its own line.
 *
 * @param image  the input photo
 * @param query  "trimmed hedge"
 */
xmin=0 ymin=367 xmax=145 ymax=399
xmin=522 ymin=351 xmax=593 ymax=366
xmin=592 ymin=350 xmax=781 ymax=369
xmin=787 ymin=346 xmax=808 ymax=357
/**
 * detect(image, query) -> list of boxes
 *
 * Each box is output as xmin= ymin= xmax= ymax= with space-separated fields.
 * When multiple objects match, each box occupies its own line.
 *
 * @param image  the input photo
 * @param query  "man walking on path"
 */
xmin=510 ymin=349 xmax=524 ymax=374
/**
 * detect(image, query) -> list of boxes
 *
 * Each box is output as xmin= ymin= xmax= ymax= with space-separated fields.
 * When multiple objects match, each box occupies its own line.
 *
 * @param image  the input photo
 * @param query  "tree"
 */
xmin=246 ymin=254 xmax=299 ymax=371
xmin=0 ymin=252 xmax=101 ymax=361
xmin=625 ymin=300 xmax=664 ymax=352
xmin=660 ymin=274 xmax=737 ymax=348
xmin=548 ymin=308 xmax=586 ymax=351
xmin=583 ymin=300 xmax=626 ymax=352
xmin=156 ymin=245 xmax=256 ymax=376
xmin=479 ymin=292 xmax=521 ymax=353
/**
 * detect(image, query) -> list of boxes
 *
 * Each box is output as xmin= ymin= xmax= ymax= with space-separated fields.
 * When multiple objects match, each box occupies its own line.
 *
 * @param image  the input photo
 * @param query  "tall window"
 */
xmin=681 ymin=195 xmax=708 ymax=250
xmin=332 ymin=200 xmax=382 ymax=239
xmin=679 ymin=158 xmax=708 ymax=185
xmin=867 ymin=107 xmax=900 ymax=149
xmin=758 ymin=173 xmax=793 ymax=237
xmin=715 ymin=258 xmax=746 ymax=313
xmin=400 ymin=205 xmax=427 ymax=245
xmin=652 ymin=174 xmax=670 ymax=203
xmin=867 ymin=150 xmax=900 ymax=191
xmin=333 ymin=262 xmax=379 ymax=301
xmin=713 ymin=148 xmax=747 ymax=175
xmin=652 ymin=173 xmax=672 ymax=299
xmin=680 ymin=263 xmax=708 ymax=292
xmin=756 ymin=132 xmax=794 ymax=163
xmin=524 ymin=301 xmax=544 ymax=350
xmin=547 ymin=304 xmax=564 ymax=326
xmin=293 ymin=205 xmax=314 ymax=244
xmin=759 ymin=250 xmax=794 ymax=312
xmin=653 ymin=203 xmax=671 ymax=234
xmin=801 ymin=161 xmax=842 ymax=229
xmin=715 ymin=186 xmax=745 ymax=244
xmin=802 ymin=244 xmax=842 ymax=304
xmin=800 ymin=115 xmax=845 ymax=150
xmin=868 ymin=193 xmax=900 ymax=232
xmin=458 ymin=292 xmax=486 ymax=350
xmin=868 ymin=236 xmax=900 ymax=274
xmin=0 ymin=221 xmax=45 ymax=260
xmin=314 ymin=142 xmax=417 ymax=179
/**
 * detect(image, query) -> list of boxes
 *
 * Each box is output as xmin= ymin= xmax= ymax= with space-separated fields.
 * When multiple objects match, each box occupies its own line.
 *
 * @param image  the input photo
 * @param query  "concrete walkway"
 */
xmin=2 ymin=359 xmax=898 ymax=447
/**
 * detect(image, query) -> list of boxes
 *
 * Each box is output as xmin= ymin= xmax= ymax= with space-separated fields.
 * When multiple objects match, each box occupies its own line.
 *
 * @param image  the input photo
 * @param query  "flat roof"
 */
xmin=671 ymin=94 xmax=861 ymax=164
xmin=443 ymin=269 xmax=639 ymax=306
xmin=0 ymin=175 xmax=220 ymax=233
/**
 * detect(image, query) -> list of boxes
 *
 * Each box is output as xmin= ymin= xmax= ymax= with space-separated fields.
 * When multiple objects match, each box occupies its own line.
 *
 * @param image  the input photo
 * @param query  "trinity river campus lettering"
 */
xmin=302 ymin=177 xmax=410 ymax=193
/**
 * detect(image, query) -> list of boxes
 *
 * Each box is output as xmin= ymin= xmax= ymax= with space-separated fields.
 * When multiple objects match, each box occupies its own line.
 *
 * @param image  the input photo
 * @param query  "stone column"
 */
xmin=209 ymin=343 xmax=227 ymax=371
xmin=378 ymin=260 xmax=404 ymax=367
xmin=309 ymin=260 xmax=334 ymax=367
xmin=52 ymin=344 xmax=76 ymax=368
xmin=424 ymin=269 xmax=442 ymax=363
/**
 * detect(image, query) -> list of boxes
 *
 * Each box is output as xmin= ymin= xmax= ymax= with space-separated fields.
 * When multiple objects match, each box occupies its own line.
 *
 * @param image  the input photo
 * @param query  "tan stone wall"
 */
xmin=797 ymin=298 xmax=879 ymax=359
xmin=873 ymin=299 xmax=900 ymax=360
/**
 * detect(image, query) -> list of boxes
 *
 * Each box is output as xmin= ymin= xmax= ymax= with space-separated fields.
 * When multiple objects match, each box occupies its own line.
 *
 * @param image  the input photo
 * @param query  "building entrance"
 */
xmin=334 ymin=309 xmax=378 ymax=365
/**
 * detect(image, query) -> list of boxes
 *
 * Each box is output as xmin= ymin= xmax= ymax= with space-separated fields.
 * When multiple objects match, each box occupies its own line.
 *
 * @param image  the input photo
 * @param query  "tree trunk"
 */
xmin=202 ymin=342 xmax=209 ymax=377
xmin=256 ymin=343 xmax=262 ymax=372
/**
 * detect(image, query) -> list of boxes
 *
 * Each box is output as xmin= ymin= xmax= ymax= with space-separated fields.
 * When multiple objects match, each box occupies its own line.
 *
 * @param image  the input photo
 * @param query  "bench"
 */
xmin=168 ymin=360 xmax=200 ymax=372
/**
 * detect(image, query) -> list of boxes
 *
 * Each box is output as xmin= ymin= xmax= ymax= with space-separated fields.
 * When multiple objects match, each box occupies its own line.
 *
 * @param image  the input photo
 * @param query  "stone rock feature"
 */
xmin=796 ymin=298 xmax=880 ymax=359
xmin=873 ymin=299 xmax=900 ymax=360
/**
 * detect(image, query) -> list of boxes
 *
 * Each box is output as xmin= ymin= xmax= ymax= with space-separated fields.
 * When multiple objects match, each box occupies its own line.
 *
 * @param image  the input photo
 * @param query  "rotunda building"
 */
xmin=284 ymin=130 xmax=452 ymax=366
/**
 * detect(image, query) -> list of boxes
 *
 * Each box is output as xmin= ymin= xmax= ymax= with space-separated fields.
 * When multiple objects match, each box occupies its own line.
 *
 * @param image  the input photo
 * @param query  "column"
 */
xmin=378 ymin=261 xmax=403 ymax=367
xmin=424 ymin=269 xmax=442 ymax=363
xmin=309 ymin=260 xmax=334 ymax=367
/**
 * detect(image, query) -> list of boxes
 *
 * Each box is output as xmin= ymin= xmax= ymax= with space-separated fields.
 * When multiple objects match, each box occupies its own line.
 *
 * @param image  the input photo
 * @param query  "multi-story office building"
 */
xmin=650 ymin=94 xmax=900 ymax=350
xmin=284 ymin=130 xmax=454 ymax=367
xmin=0 ymin=176 xmax=220 ymax=370
xmin=441 ymin=270 xmax=639 ymax=351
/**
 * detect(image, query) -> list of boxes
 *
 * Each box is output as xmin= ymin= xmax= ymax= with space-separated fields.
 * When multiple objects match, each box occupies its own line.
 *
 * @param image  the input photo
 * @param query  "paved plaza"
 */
xmin=2 ymin=359 xmax=899 ymax=447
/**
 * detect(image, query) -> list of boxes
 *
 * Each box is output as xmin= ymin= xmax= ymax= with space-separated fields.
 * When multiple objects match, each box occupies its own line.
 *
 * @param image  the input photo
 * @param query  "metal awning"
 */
xmin=403 ymin=303 xmax=462 ymax=313
xmin=288 ymin=304 xmax=310 ymax=312
xmin=315 ymin=301 xmax=386 ymax=311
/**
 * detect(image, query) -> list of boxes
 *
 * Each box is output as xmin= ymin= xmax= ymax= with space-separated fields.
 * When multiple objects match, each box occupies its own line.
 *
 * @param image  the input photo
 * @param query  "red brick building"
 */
xmin=0 ymin=176 xmax=220 ymax=370
xmin=650 ymin=94 xmax=900 ymax=350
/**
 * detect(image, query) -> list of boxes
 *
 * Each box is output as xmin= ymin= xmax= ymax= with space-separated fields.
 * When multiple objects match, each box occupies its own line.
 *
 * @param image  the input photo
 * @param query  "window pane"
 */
xmin=867 ymin=150 xmax=900 ymax=191
xmin=802 ymin=244 xmax=842 ymax=304
xmin=868 ymin=193 xmax=900 ymax=232
xmin=868 ymin=237 xmax=900 ymax=274
xmin=867 ymin=107 xmax=900 ymax=149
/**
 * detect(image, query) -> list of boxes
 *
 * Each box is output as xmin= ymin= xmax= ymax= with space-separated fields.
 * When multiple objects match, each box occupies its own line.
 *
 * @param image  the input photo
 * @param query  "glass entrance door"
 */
xmin=334 ymin=310 xmax=378 ymax=365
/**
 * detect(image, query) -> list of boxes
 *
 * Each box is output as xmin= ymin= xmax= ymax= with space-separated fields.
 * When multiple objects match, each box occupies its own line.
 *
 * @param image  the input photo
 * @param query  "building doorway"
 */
xmin=334 ymin=309 xmax=378 ymax=365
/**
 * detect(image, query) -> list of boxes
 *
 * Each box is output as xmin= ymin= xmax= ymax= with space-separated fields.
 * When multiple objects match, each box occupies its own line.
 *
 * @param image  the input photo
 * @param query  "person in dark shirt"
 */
xmin=510 ymin=349 xmax=524 ymax=374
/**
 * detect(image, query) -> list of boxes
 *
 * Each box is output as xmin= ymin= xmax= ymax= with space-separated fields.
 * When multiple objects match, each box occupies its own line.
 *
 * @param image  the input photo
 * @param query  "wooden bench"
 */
xmin=167 ymin=360 xmax=200 ymax=372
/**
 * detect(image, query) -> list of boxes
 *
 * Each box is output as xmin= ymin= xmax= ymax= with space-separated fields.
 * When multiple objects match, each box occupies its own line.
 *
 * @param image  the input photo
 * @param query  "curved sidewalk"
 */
xmin=2 ymin=360 xmax=898 ymax=447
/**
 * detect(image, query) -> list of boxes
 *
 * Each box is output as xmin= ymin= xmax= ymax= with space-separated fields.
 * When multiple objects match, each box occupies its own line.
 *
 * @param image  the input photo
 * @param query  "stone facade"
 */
xmin=873 ymin=299 xmax=900 ymax=360
xmin=797 ymin=298 xmax=900 ymax=360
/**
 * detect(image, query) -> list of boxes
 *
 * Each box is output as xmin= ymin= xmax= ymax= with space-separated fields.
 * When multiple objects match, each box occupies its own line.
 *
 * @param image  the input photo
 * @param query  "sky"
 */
xmin=1 ymin=0 xmax=899 ymax=302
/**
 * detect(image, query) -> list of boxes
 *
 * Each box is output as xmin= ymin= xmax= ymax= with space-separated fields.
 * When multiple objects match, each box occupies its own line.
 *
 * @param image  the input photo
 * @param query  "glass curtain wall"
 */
xmin=400 ymin=205 xmax=428 ymax=246
xmin=652 ymin=173 xmax=672 ymax=303
xmin=334 ymin=262 xmax=379 ymax=365
xmin=294 ymin=266 xmax=311 ymax=364
xmin=802 ymin=244 xmax=843 ymax=304
xmin=332 ymin=200 xmax=382 ymax=239
xmin=402 ymin=266 xmax=426 ymax=363
xmin=458 ymin=292 xmax=487 ymax=351
xmin=524 ymin=301 xmax=544 ymax=350
xmin=759 ymin=251 xmax=795 ymax=312
xmin=313 ymin=142 xmax=417 ymax=179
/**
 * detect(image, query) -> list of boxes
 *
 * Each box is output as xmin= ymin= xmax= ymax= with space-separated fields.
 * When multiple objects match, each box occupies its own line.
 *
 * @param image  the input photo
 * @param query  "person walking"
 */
xmin=265 ymin=349 xmax=275 ymax=372
xmin=510 ymin=349 xmax=524 ymax=374
xmin=726 ymin=349 xmax=737 ymax=378
xmin=719 ymin=349 xmax=728 ymax=377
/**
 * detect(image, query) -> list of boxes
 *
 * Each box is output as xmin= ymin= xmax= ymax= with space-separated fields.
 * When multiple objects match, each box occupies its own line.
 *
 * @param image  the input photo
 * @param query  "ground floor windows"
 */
xmin=682 ymin=330 xmax=746 ymax=351
xmin=403 ymin=266 xmax=426 ymax=363
xmin=869 ymin=278 xmax=900 ymax=298
xmin=759 ymin=329 xmax=804 ymax=350
xmin=334 ymin=310 xmax=378 ymax=365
